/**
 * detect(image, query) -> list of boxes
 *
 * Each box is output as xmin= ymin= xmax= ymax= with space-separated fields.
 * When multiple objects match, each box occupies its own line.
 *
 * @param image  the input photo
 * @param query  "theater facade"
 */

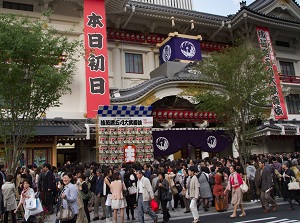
xmin=1 ymin=0 xmax=300 ymax=166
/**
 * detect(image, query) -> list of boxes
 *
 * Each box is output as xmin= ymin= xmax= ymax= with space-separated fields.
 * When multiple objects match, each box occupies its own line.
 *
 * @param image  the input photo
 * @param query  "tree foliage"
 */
xmin=191 ymin=42 xmax=271 ymax=161
xmin=0 ymin=13 xmax=81 ymax=172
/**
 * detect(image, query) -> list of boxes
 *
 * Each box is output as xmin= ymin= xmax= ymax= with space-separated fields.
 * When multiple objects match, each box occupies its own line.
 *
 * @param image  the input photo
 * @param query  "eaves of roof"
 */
xmin=230 ymin=6 xmax=300 ymax=27
xmin=248 ymin=0 xmax=300 ymax=11
xmin=130 ymin=2 xmax=229 ymax=25
xmin=111 ymin=76 xmax=200 ymax=103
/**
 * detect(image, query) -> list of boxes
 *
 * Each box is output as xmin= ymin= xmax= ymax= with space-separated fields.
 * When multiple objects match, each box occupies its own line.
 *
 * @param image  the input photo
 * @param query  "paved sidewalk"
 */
xmin=46 ymin=198 xmax=285 ymax=222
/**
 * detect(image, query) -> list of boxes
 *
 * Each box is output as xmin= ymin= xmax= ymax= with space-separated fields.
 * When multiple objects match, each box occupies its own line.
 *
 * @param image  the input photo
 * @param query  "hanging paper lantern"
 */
xmin=189 ymin=112 xmax=194 ymax=119
xmin=173 ymin=111 xmax=178 ymax=119
xmin=168 ymin=111 xmax=173 ymax=119
xmin=157 ymin=36 xmax=161 ymax=43
xmin=179 ymin=112 xmax=183 ymax=119
xmin=131 ymin=33 xmax=135 ymax=41
xmin=125 ymin=33 xmax=130 ymax=41
xmin=146 ymin=35 xmax=152 ymax=43
xmin=152 ymin=36 xmax=157 ymax=44
xmin=115 ymin=31 xmax=120 ymax=39
xmin=120 ymin=32 xmax=125 ymax=40
xmin=135 ymin=34 xmax=140 ymax=42
xmin=152 ymin=111 xmax=156 ymax=118
xmin=163 ymin=111 xmax=168 ymax=118
xmin=194 ymin=112 xmax=198 ymax=119
xmin=141 ymin=34 xmax=145 ymax=42
xmin=109 ymin=31 xmax=115 ymax=39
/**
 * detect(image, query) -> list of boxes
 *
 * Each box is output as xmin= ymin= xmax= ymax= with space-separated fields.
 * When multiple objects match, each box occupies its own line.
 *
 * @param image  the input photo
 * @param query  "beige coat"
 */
xmin=136 ymin=176 xmax=154 ymax=202
xmin=2 ymin=182 xmax=17 ymax=211
xmin=187 ymin=175 xmax=199 ymax=199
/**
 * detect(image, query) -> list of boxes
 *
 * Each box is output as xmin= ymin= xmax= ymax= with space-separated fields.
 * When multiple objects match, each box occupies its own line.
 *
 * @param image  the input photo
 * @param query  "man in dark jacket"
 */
xmin=43 ymin=163 xmax=54 ymax=214
xmin=93 ymin=169 xmax=106 ymax=221
xmin=258 ymin=160 xmax=277 ymax=213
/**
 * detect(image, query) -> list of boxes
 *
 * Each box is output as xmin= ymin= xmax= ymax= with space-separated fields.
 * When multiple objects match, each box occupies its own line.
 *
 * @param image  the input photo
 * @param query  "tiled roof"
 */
xmin=36 ymin=119 xmax=96 ymax=135
xmin=130 ymin=1 xmax=228 ymax=22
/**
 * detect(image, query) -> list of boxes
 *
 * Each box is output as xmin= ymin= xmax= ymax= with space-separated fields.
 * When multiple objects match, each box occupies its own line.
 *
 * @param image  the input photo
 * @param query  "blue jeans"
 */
xmin=137 ymin=195 xmax=158 ymax=223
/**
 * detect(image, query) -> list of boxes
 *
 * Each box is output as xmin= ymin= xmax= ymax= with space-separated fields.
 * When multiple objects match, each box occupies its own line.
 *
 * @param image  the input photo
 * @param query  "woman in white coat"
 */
xmin=187 ymin=166 xmax=200 ymax=223
xmin=14 ymin=179 xmax=35 ymax=222
xmin=2 ymin=175 xmax=17 ymax=223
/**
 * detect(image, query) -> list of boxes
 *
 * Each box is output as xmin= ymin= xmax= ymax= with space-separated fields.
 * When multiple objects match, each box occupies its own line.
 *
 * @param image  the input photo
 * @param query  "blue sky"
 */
xmin=192 ymin=0 xmax=299 ymax=16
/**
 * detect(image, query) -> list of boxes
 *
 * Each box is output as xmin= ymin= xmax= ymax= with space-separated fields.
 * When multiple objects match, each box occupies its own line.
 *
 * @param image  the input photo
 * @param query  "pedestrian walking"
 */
xmin=225 ymin=165 xmax=246 ymax=218
xmin=155 ymin=172 xmax=170 ymax=223
xmin=136 ymin=170 xmax=158 ymax=223
xmin=186 ymin=166 xmax=200 ymax=223
xmin=2 ymin=175 xmax=17 ymax=223
xmin=258 ymin=160 xmax=278 ymax=213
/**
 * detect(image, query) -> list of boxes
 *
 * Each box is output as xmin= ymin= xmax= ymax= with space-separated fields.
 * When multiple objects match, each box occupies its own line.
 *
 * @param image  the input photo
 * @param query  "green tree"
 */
xmin=0 ymin=13 xmax=81 ymax=173
xmin=191 ymin=42 xmax=271 ymax=162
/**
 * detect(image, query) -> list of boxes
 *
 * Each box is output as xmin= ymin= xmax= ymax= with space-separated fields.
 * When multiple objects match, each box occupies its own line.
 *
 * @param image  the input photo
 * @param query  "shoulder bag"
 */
xmin=57 ymin=200 xmax=74 ymax=221
xmin=161 ymin=190 xmax=172 ymax=201
xmin=240 ymin=180 xmax=249 ymax=193
xmin=288 ymin=176 xmax=300 ymax=190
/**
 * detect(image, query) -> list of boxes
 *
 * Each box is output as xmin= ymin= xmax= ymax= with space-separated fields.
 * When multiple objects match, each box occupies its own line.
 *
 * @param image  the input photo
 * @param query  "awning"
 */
xmin=34 ymin=126 xmax=74 ymax=136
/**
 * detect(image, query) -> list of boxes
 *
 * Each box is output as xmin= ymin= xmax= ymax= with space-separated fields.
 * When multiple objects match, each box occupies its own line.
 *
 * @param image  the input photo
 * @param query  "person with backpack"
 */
xmin=246 ymin=161 xmax=258 ymax=202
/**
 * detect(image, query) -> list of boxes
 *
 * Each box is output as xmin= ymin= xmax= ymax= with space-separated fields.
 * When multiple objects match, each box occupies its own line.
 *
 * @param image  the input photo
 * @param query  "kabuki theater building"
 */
xmin=1 ymin=0 xmax=300 ymax=166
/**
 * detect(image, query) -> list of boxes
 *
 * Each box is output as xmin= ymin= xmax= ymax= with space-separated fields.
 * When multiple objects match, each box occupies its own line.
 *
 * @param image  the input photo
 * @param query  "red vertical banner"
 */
xmin=256 ymin=27 xmax=288 ymax=120
xmin=84 ymin=0 xmax=110 ymax=118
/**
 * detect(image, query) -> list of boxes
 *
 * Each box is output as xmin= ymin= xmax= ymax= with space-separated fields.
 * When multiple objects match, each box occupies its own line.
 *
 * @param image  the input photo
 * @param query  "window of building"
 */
xmin=279 ymin=61 xmax=295 ymax=76
xmin=285 ymin=94 xmax=300 ymax=114
xmin=3 ymin=1 xmax=33 ymax=11
xmin=276 ymin=41 xmax=290 ymax=48
xmin=125 ymin=53 xmax=143 ymax=74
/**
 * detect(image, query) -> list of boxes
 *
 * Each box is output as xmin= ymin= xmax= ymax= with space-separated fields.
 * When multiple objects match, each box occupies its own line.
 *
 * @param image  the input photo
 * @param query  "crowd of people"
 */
xmin=0 ymin=152 xmax=299 ymax=223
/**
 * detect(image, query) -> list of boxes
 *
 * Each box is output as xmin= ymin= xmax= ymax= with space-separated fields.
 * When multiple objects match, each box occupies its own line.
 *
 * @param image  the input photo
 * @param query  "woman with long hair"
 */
xmin=110 ymin=172 xmax=127 ymax=223
xmin=224 ymin=165 xmax=246 ymax=218
xmin=14 ymin=167 xmax=22 ymax=200
xmin=104 ymin=168 xmax=113 ymax=223
xmin=213 ymin=166 xmax=228 ymax=212
xmin=123 ymin=169 xmax=136 ymax=220
xmin=155 ymin=172 xmax=170 ymax=223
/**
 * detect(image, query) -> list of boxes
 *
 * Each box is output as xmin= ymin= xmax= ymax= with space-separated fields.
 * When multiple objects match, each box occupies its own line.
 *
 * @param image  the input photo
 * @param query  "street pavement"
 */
xmin=46 ymin=198 xmax=296 ymax=223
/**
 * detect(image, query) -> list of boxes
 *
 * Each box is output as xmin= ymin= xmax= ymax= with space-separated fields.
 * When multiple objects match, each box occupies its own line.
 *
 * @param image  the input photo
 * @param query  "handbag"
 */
xmin=161 ymin=191 xmax=172 ymax=201
xmin=170 ymin=186 xmax=178 ymax=195
xmin=29 ymin=198 xmax=43 ymax=216
xmin=288 ymin=177 xmax=300 ymax=190
xmin=57 ymin=200 xmax=75 ymax=221
xmin=122 ymin=189 xmax=129 ymax=197
xmin=150 ymin=199 xmax=159 ymax=212
xmin=128 ymin=185 xmax=137 ymax=195
xmin=25 ymin=197 xmax=37 ymax=210
xmin=240 ymin=180 xmax=249 ymax=193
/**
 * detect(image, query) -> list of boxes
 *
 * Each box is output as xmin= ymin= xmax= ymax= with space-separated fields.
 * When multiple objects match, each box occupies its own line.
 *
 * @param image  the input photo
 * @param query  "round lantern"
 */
xmin=125 ymin=33 xmax=130 ymax=41
xmin=152 ymin=111 xmax=157 ymax=118
xmin=115 ymin=31 xmax=120 ymax=39
xmin=163 ymin=111 xmax=168 ymax=118
xmin=199 ymin=112 xmax=203 ymax=118
xmin=131 ymin=33 xmax=135 ymax=41
xmin=209 ymin=112 xmax=213 ymax=119
xmin=146 ymin=35 xmax=152 ymax=43
xmin=152 ymin=36 xmax=157 ymax=44
xmin=194 ymin=112 xmax=198 ymax=119
xmin=120 ymin=32 xmax=125 ymax=40
xmin=157 ymin=111 xmax=162 ymax=118
xmin=135 ymin=34 xmax=140 ymax=42
xmin=189 ymin=112 xmax=194 ymax=119
xmin=179 ymin=112 xmax=183 ymax=119
xmin=168 ymin=111 xmax=173 ymax=119
xmin=184 ymin=112 xmax=189 ymax=119
xmin=173 ymin=111 xmax=178 ymax=119
xmin=109 ymin=31 xmax=115 ymax=39
xmin=157 ymin=36 xmax=161 ymax=43
xmin=141 ymin=34 xmax=145 ymax=42
xmin=204 ymin=112 xmax=208 ymax=118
